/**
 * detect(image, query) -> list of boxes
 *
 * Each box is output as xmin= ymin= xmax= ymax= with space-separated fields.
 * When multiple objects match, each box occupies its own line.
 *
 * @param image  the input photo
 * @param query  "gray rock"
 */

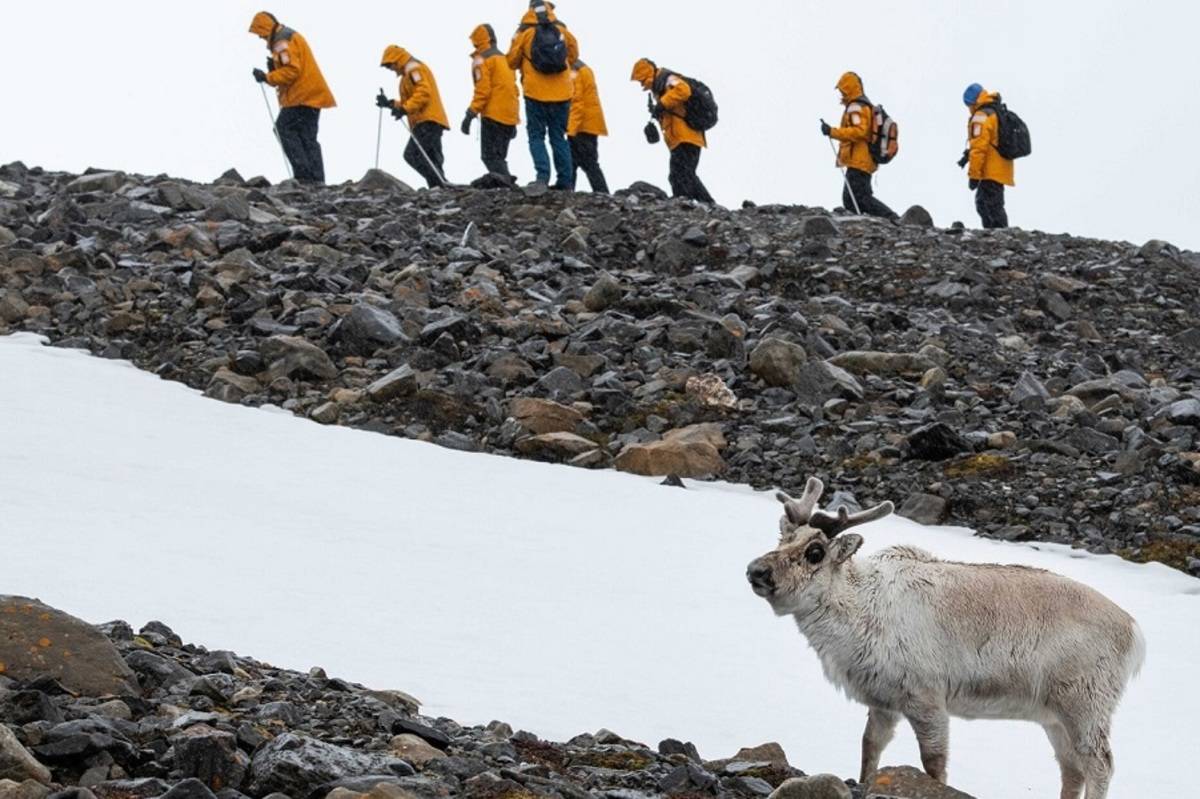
xmin=1010 ymin=371 xmax=1050 ymax=406
xmin=750 ymin=338 xmax=808 ymax=388
xmin=801 ymin=216 xmax=839 ymax=237
xmin=0 ymin=726 xmax=50 ymax=785
xmin=899 ymin=206 xmax=934 ymax=227
xmin=768 ymin=775 xmax=850 ymax=799
xmin=906 ymin=423 xmax=970 ymax=461
xmin=897 ymin=494 xmax=949 ymax=525
xmin=336 ymin=305 xmax=407 ymax=355
xmin=0 ymin=596 xmax=138 ymax=698
xmin=246 ymin=734 xmax=412 ymax=798
xmin=260 ymin=336 xmax=339 ymax=382
xmin=793 ymin=361 xmax=863 ymax=406
xmin=864 ymin=766 xmax=976 ymax=798
xmin=66 ymin=172 xmax=125 ymax=194
xmin=537 ymin=366 xmax=585 ymax=398
xmin=173 ymin=726 xmax=249 ymax=792
xmin=367 ymin=366 xmax=418 ymax=403
xmin=1167 ymin=399 xmax=1200 ymax=427
xmin=356 ymin=170 xmax=414 ymax=193
xmin=583 ymin=274 xmax=623 ymax=312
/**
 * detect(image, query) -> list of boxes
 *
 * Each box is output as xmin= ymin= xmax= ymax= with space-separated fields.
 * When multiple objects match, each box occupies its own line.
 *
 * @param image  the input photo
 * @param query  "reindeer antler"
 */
xmin=776 ymin=477 xmax=825 ymax=526
xmin=809 ymin=501 xmax=895 ymax=538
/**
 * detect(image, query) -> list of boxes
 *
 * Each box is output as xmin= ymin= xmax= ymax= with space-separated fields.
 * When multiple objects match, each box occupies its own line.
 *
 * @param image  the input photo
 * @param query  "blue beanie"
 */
xmin=963 ymin=83 xmax=983 ymax=106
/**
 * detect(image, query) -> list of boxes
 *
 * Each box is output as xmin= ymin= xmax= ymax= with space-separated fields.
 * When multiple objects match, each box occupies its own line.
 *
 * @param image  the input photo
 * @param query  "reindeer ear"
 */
xmin=830 ymin=533 xmax=863 ymax=565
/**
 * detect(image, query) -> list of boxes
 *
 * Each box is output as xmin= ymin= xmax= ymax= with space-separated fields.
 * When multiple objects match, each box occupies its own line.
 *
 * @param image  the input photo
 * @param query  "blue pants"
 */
xmin=524 ymin=99 xmax=572 ymax=186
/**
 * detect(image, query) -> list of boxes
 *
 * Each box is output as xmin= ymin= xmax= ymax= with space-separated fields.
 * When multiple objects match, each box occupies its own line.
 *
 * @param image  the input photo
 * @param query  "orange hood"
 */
xmin=470 ymin=24 xmax=497 ymax=53
xmin=837 ymin=71 xmax=864 ymax=103
xmin=631 ymin=58 xmax=657 ymax=89
xmin=972 ymin=89 xmax=999 ymax=111
xmin=520 ymin=3 xmax=558 ymax=26
xmin=249 ymin=11 xmax=278 ymax=39
xmin=381 ymin=45 xmax=412 ymax=69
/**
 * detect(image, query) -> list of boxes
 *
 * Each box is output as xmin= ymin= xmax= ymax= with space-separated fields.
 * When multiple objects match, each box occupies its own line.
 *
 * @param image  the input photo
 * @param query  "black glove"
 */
xmin=252 ymin=68 xmax=268 ymax=84
xmin=391 ymin=107 xmax=406 ymax=121
xmin=968 ymin=179 xmax=980 ymax=191
xmin=375 ymin=91 xmax=392 ymax=109
xmin=266 ymin=57 xmax=275 ymax=72
xmin=957 ymin=151 xmax=970 ymax=169
xmin=820 ymin=120 xmax=832 ymax=137
xmin=644 ymin=121 xmax=661 ymax=145
xmin=461 ymin=111 xmax=476 ymax=136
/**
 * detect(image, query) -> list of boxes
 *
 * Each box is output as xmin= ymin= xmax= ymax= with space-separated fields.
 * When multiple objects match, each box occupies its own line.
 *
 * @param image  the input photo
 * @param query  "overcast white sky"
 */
xmin=1 ymin=1 xmax=1197 ymax=249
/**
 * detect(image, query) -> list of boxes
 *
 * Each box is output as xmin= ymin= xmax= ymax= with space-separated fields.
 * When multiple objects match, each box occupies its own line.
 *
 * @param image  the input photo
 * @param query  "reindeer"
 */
xmin=745 ymin=477 xmax=1144 ymax=799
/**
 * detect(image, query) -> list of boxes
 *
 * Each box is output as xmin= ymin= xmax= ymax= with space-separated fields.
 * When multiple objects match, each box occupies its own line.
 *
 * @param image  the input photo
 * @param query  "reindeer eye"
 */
xmin=804 ymin=543 xmax=826 ymax=565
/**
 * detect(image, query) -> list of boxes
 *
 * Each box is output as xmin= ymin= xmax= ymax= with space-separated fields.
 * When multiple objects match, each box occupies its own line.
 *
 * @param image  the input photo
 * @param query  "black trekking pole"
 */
xmin=375 ymin=88 xmax=385 ymax=171
xmin=824 ymin=121 xmax=861 ymax=216
xmin=399 ymin=116 xmax=453 ymax=187
xmin=259 ymin=83 xmax=293 ymax=180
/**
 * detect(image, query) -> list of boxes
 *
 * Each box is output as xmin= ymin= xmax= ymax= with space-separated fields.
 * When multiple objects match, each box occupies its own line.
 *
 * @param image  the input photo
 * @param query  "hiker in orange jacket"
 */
xmin=249 ymin=11 xmax=336 ymax=183
xmin=567 ymin=59 xmax=609 ymax=193
xmin=378 ymin=46 xmax=451 ymax=189
xmin=819 ymin=72 xmax=897 ymax=220
xmin=507 ymin=2 xmax=579 ymax=189
xmin=631 ymin=58 xmax=713 ymax=204
xmin=960 ymin=83 xmax=1015 ymax=229
xmin=463 ymin=24 xmax=520 ymax=181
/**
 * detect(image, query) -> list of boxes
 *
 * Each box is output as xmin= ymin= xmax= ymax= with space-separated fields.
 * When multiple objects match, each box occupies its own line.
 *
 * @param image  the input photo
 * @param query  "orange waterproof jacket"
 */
xmin=249 ymin=13 xmax=336 ymax=110
xmin=506 ymin=7 xmax=579 ymax=103
xmin=469 ymin=25 xmax=521 ymax=126
xmin=568 ymin=61 xmax=607 ymax=137
xmin=632 ymin=59 xmax=705 ymax=151
xmin=830 ymin=72 xmax=875 ymax=174
xmin=968 ymin=90 xmax=1016 ymax=187
xmin=381 ymin=47 xmax=450 ymax=130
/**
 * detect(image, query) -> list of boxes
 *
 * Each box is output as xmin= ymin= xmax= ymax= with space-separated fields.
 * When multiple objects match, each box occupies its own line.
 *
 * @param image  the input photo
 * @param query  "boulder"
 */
xmin=515 ymin=432 xmax=598 ymax=461
xmin=828 ymin=351 xmax=936 ymax=378
xmin=615 ymin=425 xmax=727 ymax=478
xmin=366 ymin=366 xmax=418 ymax=403
xmin=356 ymin=170 xmax=413 ymax=193
xmin=865 ymin=766 xmax=975 ymax=798
xmin=66 ymin=172 xmax=125 ymax=194
xmin=750 ymin=339 xmax=808 ymax=388
xmin=0 ymin=596 xmax=137 ymax=698
xmin=336 ymin=305 xmax=407 ymax=355
xmin=899 ymin=206 xmax=934 ymax=227
xmin=246 ymin=734 xmax=412 ymax=798
xmin=906 ymin=424 xmax=970 ymax=461
xmin=583 ymin=274 xmax=624 ymax=312
xmin=260 ymin=336 xmax=338 ymax=382
xmin=793 ymin=361 xmax=863 ymax=406
xmin=509 ymin=398 xmax=584 ymax=435
xmin=897 ymin=494 xmax=949 ymax=526
xmin=0 ymin=780 xmax=50 ymax=799
xmin=173 ymin=725 xmax=249 ymax=791
xmin=387 ymin=735 xmax=444 ymax=769
xmin=0 ymin=727 xmax=50 ymax=785
xmin=768 ymin=775 xmax=849 ymax=799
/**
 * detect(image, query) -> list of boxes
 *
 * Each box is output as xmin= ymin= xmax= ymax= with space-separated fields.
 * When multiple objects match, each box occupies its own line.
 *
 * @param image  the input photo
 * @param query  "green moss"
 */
xmin=569 ymin=750 xmax=654 ymax=771
xmin=944 ymin=454 xmax=1013 ymax=479
xmin=1121 ymin=538 xmax=1200 ymax=572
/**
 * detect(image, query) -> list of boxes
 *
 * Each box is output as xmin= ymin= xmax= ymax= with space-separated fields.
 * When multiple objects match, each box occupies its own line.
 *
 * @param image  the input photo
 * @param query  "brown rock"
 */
xmin=0 ymin=596 xmax=138 ymax=698
xmin=615 ymin=424 xmax=727 ymax=478
xmin=509 ymin=398 xmax=584 ymax=435
xmin=515 ymin=432 xmax=598 ymax=460
xmin=389 ymin=734 xmax=445 ymax=768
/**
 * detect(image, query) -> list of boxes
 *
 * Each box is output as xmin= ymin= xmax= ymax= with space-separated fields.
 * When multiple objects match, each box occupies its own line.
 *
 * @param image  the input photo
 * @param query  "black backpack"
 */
xmin=983 ymin=98 xmax=1032 ymax=160
xmin=529 ymin=12 xmax=568 ymax=75
xmin=656 ymin=72 xmax=719 ymax=132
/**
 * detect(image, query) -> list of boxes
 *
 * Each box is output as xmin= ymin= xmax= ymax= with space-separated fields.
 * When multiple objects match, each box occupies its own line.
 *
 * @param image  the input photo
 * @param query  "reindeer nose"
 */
xmin=747 ymin=561 xmax=775 ymax=593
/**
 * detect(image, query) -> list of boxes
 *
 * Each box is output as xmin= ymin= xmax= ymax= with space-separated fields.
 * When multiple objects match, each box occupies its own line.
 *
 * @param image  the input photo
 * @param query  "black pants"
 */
xmin=405 ymin=122 xmax=446 ymax=189
xmin=668 ymin=144 xmax=714 ymax=203
xmin=843 ymin=168 xmax=897 ymax=219
xmin=276 ymin=106 xmax=325 ymax=183
xmin=480 ymin=118 xmax=515 ymax=177
xmin=569 ymin=134 xmax=609 ymax=193
xmin=975 ymin=180 xmax=1008 ymax=229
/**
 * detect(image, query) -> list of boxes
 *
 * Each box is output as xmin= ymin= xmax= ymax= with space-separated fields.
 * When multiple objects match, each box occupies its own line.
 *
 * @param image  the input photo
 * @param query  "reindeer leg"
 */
xmin=1044 ymin=722 xmax=1085 ymax=799
xmin=906 ymin=707 xmax=950 ymax=784
xmin=860 ymin=707 xmax=901 ymax=783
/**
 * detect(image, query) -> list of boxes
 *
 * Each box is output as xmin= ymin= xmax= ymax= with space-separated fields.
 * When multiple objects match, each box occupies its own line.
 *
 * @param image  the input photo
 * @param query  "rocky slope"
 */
xmin=2 ymin=162 xmax=1199 ymax=574
xmin=0 ymin=597 xmax=970 ymax=799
